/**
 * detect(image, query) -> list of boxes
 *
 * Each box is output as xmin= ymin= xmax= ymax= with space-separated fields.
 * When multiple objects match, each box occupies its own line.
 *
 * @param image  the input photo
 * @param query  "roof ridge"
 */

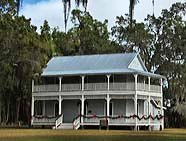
xmin=52 ymin=52 xmax=137 ymax=58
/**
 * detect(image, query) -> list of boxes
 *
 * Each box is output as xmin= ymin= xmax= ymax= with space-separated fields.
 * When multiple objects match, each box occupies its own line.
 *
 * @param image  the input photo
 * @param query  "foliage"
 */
xmin=0 ymin=0 xmax=17 ymax=15
xmin=52 ymin=9 xmax=122 ymax=56
xmin=145 ymin=3 xmax=186 ymax=119
xmin=62 ymin=0 xmax=88 ymax=31
xmin=112 ymin=15 xmax=154 ymax=71
xmin=112 ymin=2 xmax=186 ymax=127
xmin=0 ymin=2 xmax=50 ymax=124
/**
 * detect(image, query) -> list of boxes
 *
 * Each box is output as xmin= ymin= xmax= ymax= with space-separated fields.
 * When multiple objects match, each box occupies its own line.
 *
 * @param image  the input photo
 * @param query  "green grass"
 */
xmin=0 ymin=129 xmax=186 ymax=141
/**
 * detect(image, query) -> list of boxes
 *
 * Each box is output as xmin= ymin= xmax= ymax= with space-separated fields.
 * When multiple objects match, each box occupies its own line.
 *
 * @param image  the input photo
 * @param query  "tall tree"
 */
xmin=62 ymin=0 xmax=88 ymax=31
xmin=14 ymin=0 xmax=142 ymax=29
xmin=52 ymin=9 xmax=122 ymax=56
xmin=146 ymin=3 xmax=186 ymax=121
xmin=129 ymin=0 xmax=138 ymax=26
xmin=112 ymin=2 xmax=186 ymax=127
xmin=0 ymin=1 xmax=51 ymax=124
xmin=112 ymin=15 xmax=155 ymax=71
xmin=40 ymin=20 xmax=58 ymax=57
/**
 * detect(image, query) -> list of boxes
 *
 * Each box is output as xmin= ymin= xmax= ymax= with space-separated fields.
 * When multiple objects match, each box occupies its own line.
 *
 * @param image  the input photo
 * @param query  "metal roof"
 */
xmin=42 ymin=53 xmax=165 ymax=79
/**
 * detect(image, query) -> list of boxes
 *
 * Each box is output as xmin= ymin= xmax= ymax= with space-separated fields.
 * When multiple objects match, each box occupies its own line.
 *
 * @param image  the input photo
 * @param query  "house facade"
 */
xmin=31 ymin=53 xmax=165 ymax=130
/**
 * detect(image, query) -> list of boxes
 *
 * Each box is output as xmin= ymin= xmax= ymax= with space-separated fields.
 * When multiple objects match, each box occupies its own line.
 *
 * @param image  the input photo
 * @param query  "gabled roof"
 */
xmin=128 ymin=53 xmax=147 ymax=72
xmin=42 ymin=53 xmax=165 ymax=79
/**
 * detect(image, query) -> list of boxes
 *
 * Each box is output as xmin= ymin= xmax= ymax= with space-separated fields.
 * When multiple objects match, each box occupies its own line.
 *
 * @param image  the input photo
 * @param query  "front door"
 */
xmin=61 ymin=100 xmax=80 ymax=123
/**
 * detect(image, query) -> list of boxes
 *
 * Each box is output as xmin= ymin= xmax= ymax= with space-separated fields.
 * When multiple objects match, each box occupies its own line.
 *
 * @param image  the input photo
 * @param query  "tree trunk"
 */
xmin=26 ymin=101 xmax=31 ymax=126
xmin=0 ymin=94 xmax=2 ymax=123
xmin=16 ymin=98 xmax=21 ymax=122
xmin=6 ymin=94 xmax=10 ymax=124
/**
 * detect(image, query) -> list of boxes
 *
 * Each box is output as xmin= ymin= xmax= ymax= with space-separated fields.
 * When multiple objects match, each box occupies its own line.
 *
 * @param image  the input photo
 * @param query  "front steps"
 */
xmin=56 ymin=123 xmax=74 ymax=130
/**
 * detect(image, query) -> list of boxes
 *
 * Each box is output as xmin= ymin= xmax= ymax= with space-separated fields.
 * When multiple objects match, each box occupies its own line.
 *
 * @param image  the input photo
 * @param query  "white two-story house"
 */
xmin=31 ymin=53 xmax=165 ymax=130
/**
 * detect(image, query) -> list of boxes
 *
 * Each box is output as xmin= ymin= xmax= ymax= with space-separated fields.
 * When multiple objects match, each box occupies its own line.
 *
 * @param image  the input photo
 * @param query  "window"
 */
xmin=35 ymin=101 xmax=43 ymax=116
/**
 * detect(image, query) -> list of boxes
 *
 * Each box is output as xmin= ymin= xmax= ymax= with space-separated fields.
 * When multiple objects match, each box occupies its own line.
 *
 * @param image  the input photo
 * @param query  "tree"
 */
xmin=112 ymin=15 xmax=155 ymax=71
xmin=40 ymin=20 xmax=58 ymax=57
xmin=129 ymin=0 xmax=138 ymax=26
xmin=0 ymin=2 xmax=51 ymax=124
xmin=146 ymin=3 xmax=186 ymax=126
xmin=0 ymin=0 xmax=17 ymax=15
xmin=52 ymin=9 xmax=122 ymax=56
xmin=112 ymin=2 xmax=186 ymax=127
xmin=62 ymin=0 xmax=88 ymax=31
xmin=14 ymin=0 xmax=143 ymax=29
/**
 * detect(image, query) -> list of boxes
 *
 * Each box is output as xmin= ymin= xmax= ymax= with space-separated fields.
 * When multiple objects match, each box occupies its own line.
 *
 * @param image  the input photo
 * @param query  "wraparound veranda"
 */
xmin=31 ymin=53 xmax=165 ymax=130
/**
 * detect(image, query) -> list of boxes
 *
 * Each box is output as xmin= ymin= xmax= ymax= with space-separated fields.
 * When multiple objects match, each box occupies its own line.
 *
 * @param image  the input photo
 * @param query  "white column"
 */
xmin=134 ymin=74 xmax=138 ymax=91
xmin=160 ymin=78 xmax=164 ymax=129
xmin=81 ymin=76 xmax=85 ymax=91
xmin=32 ymin=79 xmax=34 ymax=93
xmin=81 ymin=95 xmax=85 ymax=124
xmin=59 ymin=77 xmax=62 ymax=92
xmin=160 ymin=78 xmax=163 ymax=94
xmin=31 ymin=96 xmax=34 ymax=116
xmin=134 ymin=74 xmax=138 ymax=130
xmin=106 ymin=94 xmax=110 ymax=123
xmin=107 ymin=75 xmax=110 ymax=91
xmin=143 ymin=78 xmax=145 ymax=89
xmin=148 ymin=77 xmax=151 ymax=93
xmin=31 ymin=96 xmax=35 ymax=124
xmin=148 ymin=76 xmax=151 ymax=131
xmin=59 ymin=95 xmax=62 ymax=115
xmin=43 ymin=100 xmax=45 ymax=116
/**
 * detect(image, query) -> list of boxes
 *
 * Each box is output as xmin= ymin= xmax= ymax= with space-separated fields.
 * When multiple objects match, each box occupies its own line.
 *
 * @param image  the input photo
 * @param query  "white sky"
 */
xmin=20 ymin=0 xmax=185 ymax=32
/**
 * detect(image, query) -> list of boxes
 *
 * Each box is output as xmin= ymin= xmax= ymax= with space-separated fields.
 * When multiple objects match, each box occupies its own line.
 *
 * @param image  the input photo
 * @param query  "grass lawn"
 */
xmin=0 ymin=128 xmax=186 ymax=141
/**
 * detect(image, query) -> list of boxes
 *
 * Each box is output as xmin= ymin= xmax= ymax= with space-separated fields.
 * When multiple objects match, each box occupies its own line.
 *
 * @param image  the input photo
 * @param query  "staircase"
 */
xmin=57 ymin=123 xmax=74 ymax=129
xmin=53 ymin=114 xmax=81 ymax=130
xmin=73 ymin=116 xmax=81 ymax=130
xmin=52 ymin=114 xmax=63 ymax=129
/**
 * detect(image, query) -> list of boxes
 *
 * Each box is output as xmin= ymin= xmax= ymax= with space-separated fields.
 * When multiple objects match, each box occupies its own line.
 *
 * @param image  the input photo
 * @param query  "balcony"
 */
xmin=110 ymin=82 xmax=135 ymax=91
xmin=33 ymin=82 xmax=161 ymax=93
xmin=32 ymin=74 xmax=161 ymax=94
xmin=137 ymin=83 xmax=161 ymax=93
xmin=34 ymin=84 xmax=59 ymax=92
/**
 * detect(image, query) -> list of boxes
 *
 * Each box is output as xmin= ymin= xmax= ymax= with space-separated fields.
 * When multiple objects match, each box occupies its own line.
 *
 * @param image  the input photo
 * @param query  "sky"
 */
xmin=20 ymin=0 xmax=185 ymax=32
